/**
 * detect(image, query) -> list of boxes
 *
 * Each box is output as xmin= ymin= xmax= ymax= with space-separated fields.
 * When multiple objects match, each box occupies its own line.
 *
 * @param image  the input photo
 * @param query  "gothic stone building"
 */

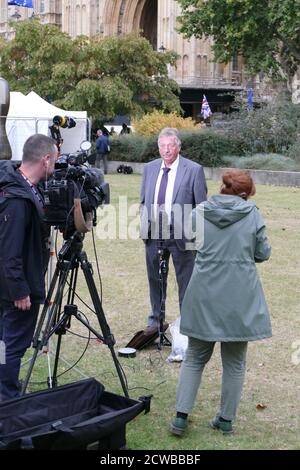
xmin=0 ymin=0 xmax=252 ymax=118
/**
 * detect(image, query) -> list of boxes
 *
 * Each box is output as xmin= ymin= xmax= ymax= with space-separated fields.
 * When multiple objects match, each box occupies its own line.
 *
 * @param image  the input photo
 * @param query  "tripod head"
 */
xmin=58 ymin=231 xmax=85 ymax=261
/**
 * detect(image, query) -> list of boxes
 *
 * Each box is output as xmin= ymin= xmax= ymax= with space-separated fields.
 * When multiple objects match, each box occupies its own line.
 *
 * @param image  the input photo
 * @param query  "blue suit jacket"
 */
xmin=140 ymin=156 xmax=207 ymax=250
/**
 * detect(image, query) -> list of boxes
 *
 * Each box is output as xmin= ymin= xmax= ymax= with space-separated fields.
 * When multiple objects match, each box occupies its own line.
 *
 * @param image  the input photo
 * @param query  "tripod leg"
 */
xmin=21 ymin=265 xmax=60 ymax=394
xmin=31 ymin=262 xmax=60 ymax=348
xmin=50 ymin=262 xmax=79 ymax=386
xmin=21 ymin=256 xmax=75 ymax=394
xmin=79 ymin=251 xmax=129 ymax=397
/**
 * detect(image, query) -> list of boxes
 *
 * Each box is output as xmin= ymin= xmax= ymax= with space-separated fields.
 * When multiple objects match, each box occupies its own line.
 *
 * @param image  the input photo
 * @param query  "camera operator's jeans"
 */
xmin=176 ymin=338 xmax=248 ymax=421
xmin=95 ymin=152 xmax=108 ymax=174
xmin=0 ymin=301 xmax=39 ymax=401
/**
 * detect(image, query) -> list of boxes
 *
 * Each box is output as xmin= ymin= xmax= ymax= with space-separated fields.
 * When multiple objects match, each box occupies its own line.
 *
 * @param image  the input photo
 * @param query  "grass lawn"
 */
xmin=22 ymin=174 xmax=300 ymax=450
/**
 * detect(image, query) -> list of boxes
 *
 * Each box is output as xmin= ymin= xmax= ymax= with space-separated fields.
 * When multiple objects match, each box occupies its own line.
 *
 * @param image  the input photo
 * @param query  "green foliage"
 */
xmin=0 ymin=21 xmax=180 ymax=120
xmin=223 ymin=154 xmax=300 ymax=171
xmin=109 ymin=129 xmax=243 ymax=167
xmin=286 ymin=135 xmax=300 ymax=163
xmin=109 ymin=99 xmax=300 ymax=170
xmin=109 ymin=134 xmax=159 ymax=163
xmin=179 ymin=130 xmax=241 ymax=166
xmin=176 ymin=0 xmax=300 ymax=82
xmin=0 ymin=20 xmax=73 ymax=97
xmin=223 ymin=100 xmax=300 ymax=155
xmin=109 ymin=98 xmax=300 ymax=170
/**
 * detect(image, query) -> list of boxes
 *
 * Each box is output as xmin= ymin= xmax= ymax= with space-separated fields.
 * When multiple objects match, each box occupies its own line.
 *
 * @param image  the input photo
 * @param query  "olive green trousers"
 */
xmin=176 ymin=337 xmax=248 ymax=421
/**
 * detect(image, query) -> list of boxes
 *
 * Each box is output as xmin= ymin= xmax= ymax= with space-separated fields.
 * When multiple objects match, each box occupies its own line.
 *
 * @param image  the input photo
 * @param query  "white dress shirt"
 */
xmin=153 ymin=156 xmax=180 ymax=223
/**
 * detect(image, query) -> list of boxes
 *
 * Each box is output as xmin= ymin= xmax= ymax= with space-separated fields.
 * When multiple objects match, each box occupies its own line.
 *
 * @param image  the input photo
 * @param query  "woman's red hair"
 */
xmin=220 ymin=170 xmax=256 ymax=200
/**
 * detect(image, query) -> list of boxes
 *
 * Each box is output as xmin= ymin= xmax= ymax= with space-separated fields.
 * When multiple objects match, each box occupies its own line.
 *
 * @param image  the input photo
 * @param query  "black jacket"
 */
xmin=0 ymin=161 xmax=47 ymax=303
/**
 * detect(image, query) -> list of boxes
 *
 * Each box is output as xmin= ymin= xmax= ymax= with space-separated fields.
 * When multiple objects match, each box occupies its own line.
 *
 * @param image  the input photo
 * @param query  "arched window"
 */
xmin=66 ymin=5 xmax=71 ymax=33
xmin=218 ymin=63 xmax=225 ymax=77
xmin=196 ymin=55 xmax=201 ymax=77
xmin=183 ymin=55 xmax=189 ymax=78
xmin=201 ymin=55 xmax=208 ymax=76
xmin=76 ymin=5 xmax=81 ymax=36
xmin=82 ymin=5 xmax=87 ymax=35
xmin=232 ymin=52 xmax=239 ymax=71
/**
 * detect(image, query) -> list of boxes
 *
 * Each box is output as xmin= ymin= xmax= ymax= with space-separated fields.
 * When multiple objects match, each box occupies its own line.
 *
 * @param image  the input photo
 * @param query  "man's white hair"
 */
xmin=158 ymin=128 xmax=181 ymax=146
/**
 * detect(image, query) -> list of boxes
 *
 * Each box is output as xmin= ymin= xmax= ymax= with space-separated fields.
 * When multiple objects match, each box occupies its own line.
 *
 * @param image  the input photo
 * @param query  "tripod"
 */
xmin=21 ymin=228 xmax=89 ymax=383
xmin=21 ymin=231 xmax=128 ymax=397
xmin=157 ymin=239 xmax=171 ymax=350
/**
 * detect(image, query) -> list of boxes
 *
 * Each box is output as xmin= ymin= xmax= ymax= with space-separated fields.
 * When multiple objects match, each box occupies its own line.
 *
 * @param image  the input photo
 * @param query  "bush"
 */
xmin=132 ymin=110 xmax=196 ymax=136
xmin=224 ymin=100 xmax=300 ymax=155
xmin=222 ymin=154 xmax=300 ymax=171
xmin=109 ymin=134 xmax=160 ymax=162
xmin=109 ymin=129 xmax=244 ymax=167
xmin=179 ymin=130 xmax=245 ymax=167
xmin=286 ymin=135 xmax=300 ymax=163
xmin=107 ymin=97 xmax=300 ymax=171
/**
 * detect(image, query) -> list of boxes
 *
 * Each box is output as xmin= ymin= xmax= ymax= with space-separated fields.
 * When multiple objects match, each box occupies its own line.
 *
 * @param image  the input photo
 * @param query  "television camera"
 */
xmin=43 ymin=140 xmax=110 ymax=239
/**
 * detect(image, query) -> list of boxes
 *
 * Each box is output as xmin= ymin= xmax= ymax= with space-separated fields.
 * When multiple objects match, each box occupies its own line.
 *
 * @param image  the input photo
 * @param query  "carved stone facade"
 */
xmin=0 ymin=0 xmax=61 ymax=36
xmin=0 ymin=0 xmax=252 ymax=116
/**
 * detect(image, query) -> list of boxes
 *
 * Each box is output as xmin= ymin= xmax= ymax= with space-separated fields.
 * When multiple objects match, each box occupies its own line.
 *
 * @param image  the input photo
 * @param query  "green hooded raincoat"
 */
xmin=180 ymin=195 xmax=272 ymax=342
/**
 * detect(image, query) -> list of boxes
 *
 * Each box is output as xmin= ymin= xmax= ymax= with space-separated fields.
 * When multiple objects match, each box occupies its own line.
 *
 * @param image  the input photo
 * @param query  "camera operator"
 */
xmin=0 ymin=134 xmax=58 ymax=401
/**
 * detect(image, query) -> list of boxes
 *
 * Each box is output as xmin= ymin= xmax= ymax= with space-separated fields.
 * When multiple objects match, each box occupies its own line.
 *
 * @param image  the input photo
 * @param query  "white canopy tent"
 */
xmin=6 ymin=91 xmax=89 ymax=160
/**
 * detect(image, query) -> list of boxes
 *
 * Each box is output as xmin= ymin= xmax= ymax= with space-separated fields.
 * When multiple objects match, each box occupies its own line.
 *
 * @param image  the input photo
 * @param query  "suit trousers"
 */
xmin=145 ymin=238 xmax=195 ymax=327
xmin=176 ymin=337 xmax=248 ymax=420
xmin=0 ymin=301 xmax=40 ymax=401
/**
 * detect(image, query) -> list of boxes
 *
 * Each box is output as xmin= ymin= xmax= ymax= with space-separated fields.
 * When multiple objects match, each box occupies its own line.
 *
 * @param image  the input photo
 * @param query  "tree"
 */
xmin=0 ymin=20 xmax=181 ymax=119
xmin=0 ymin=20 xmax=74 ymax=98
xmin=176 ymin=0 xmax=300 ymax=88
xmin=53 ymin=33 xmax=181 ymax=119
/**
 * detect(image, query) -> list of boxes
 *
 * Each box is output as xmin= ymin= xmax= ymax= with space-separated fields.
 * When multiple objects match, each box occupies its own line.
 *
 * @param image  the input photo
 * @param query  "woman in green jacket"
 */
xmin=171 ymin=170 xmax=272 ymax=436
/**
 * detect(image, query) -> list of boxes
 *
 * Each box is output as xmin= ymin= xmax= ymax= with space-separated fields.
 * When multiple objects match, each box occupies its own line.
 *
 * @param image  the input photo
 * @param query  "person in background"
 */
xmin=170 ymin=170 xmax=272 ymax=436
xmin=95 ymin=129 xmax=109 ymax=174
xmin=120 ymin=123 xmax=131 ymax=135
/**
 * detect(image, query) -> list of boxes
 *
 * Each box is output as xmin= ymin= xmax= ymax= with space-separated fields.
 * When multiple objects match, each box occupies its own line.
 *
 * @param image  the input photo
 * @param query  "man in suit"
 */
xmin=140 ymin=128 xmax=207 ymax=331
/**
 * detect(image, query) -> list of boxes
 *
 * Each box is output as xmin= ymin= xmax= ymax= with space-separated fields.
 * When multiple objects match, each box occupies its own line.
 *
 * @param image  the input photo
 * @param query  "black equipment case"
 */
xmin=0 ymin=378 xmax=151 ymax=450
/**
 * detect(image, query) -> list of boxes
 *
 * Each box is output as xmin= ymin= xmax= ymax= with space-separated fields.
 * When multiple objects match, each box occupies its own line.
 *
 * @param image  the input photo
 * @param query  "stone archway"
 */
xmin=102 ymin=0 xmax=158 ymax=49
xmin=102 ymin=0 xmax=123 ymax=36
xmin=139 ymin=0 xmax=158 ymax=49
